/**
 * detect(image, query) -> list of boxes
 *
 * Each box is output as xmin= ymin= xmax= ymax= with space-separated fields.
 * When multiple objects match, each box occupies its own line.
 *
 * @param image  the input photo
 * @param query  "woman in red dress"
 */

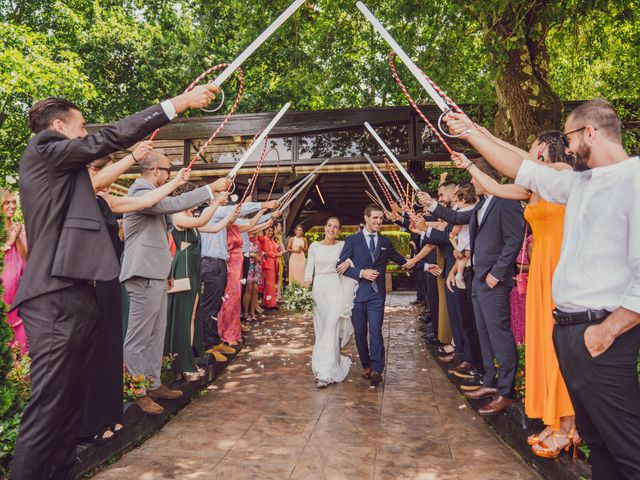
xmin=261 ymin=226 xmax=278 ymax=309
xmin=217 ymin=209 xmax=267 ymax=344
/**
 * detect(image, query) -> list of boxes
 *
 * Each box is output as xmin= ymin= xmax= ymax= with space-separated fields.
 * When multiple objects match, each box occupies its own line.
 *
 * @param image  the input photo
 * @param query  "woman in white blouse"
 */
xmin=304 ymin=217 xmax=357 ymax=388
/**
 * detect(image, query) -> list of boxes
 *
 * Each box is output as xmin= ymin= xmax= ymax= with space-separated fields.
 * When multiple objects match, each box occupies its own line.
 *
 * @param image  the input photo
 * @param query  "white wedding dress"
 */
xmin=304 ymin=241 xmax=357 ymax=384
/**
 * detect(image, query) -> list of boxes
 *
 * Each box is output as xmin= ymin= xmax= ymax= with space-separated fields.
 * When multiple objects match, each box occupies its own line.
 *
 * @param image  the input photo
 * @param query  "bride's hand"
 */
xmin=336 ymin=260 xmax=350 ymax=275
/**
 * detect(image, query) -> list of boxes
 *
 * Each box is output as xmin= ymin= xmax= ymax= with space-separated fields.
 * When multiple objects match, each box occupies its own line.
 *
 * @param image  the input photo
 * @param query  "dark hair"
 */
xmin=473 ymin=157 xmax=501 ymax=182
xmin=88 ymin=153 xmax=117 ymax=170
xmin=364 ymin=203 xmax=383 ymax=217
xmin=568 ymin=98 xmax=622 ymax=143
xmin=28 ymin=97 xmax=80 ymax=133
xmin=172 ymin=182 xmax=197 ymax=197
xmin=325 ymin=216 xmax=342 ymax=228
xmin=294 ymin=224 xmax=305 ymax=232
xmin=439 ymin=181 xmax=457 ymax=190
xmin=455 ymin=183 xmax=477 ymax=204
xmin=536 ymin=130 xmax=575 ymax=166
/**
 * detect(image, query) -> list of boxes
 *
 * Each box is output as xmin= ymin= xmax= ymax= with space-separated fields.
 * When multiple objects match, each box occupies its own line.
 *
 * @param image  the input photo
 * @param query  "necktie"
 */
xmin=369 ymin=234 xmax=379 ymax=292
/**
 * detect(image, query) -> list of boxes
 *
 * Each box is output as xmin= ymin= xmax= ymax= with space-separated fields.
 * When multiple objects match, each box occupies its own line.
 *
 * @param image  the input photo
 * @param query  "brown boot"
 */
xmin=148 ymin=384 xmax=183 ymax=400
xmin=136 ymin=396 xmax=164 ymax=415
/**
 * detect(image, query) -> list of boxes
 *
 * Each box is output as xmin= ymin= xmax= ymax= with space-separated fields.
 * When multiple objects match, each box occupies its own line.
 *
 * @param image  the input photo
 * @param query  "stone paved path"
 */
xmin=94 ymin=292 xmax=539 ymax=480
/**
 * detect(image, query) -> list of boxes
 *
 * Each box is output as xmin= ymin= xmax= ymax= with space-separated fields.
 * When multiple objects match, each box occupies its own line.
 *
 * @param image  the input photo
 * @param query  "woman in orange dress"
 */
xmin=451 ymin=130 xmax=577 ymax=458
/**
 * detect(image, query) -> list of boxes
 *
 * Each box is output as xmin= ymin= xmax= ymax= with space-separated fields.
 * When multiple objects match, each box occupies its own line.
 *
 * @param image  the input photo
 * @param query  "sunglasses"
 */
xmin=563 ymin=126 xmax=598 ymax=139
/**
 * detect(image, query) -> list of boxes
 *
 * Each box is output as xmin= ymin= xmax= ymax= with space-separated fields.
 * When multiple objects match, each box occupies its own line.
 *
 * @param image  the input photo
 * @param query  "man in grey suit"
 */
xmin=120 ymin=151 xmax=230 ymax=414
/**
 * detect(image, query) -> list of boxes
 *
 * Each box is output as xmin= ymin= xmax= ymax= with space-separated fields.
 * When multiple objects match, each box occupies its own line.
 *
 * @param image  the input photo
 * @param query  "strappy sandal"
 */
xmin=532 ymin=428 xmax=581 ymax=459
xmin=527 ymin=426 xmax=552 ymax=446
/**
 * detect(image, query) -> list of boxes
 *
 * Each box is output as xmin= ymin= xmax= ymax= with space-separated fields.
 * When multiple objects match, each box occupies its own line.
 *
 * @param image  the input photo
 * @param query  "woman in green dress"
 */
xmin=164 ymin=185 xmax=238 ymax=381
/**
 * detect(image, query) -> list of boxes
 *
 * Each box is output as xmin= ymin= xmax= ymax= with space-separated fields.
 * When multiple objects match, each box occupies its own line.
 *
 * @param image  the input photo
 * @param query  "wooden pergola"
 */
xmin=89 ymin=100 xmax=632 ymax=233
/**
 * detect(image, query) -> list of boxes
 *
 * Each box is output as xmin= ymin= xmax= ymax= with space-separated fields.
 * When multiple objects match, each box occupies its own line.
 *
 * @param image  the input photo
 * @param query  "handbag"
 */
xmin=515 ymin=225 xmax=529 ymax=295
xmin=168 ymin=236 xmax=192 ymax=294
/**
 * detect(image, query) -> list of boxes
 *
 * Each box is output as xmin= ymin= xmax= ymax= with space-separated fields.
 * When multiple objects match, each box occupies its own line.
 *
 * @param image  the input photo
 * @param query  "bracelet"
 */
xmin=465 ymin=162 xmax=473 ymax=171
xmin=131 ymin=151 xmax=139 ymax=163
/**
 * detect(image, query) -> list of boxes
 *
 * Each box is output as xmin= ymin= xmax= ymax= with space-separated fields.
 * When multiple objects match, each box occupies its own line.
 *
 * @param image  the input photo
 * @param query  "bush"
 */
xmin=305 ymin=231 xmax=411 ymax=258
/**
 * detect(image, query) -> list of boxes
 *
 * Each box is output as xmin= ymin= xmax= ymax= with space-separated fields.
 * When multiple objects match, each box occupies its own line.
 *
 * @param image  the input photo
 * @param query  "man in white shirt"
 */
xmin=443 ymin=99 xmax=640 ymax=479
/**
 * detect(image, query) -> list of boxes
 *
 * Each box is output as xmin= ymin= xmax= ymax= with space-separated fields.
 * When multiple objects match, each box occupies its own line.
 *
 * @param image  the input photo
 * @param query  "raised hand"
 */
xmin=213 ymin=191 xmax=230 ymax=206
xmin=263 ymin=199 xmax=279 ymax=210
xmin=450 ymin=152 xmax=472 ymax=169
xmin=416 ymin=191 xmax=433 ymax=207
xmin=173 ymin=168 xmax=190 ymax=186
xmin=132 ymin=141 xmax=154 ymax=162
xmin=173 ymin=84 xmax=221 ymax=113
xmin=210 ymin=177 xmax=232 ymax=192
xmin=442 ymin=112 xmax=475 ymax=138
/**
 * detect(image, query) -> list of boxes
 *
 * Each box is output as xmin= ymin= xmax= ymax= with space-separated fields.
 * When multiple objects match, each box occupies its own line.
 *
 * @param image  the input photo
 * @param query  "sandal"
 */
xmin=532 ymin=428 xmax=581 ymax=459
xmin=527 ymin=426 xmax=552 ymax=446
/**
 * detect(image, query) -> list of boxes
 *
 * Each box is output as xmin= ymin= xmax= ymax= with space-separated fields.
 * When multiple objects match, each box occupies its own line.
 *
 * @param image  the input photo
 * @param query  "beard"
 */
xmin=573 ymin=139 xmax=591 ymax=171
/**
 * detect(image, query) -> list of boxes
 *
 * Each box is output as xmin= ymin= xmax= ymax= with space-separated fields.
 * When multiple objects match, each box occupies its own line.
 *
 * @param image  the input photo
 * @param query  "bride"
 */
xmin=304 ymin=217 xmax=357 ymax=388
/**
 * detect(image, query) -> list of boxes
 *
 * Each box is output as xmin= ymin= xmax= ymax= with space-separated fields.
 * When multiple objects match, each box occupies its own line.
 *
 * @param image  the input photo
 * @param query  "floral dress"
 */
xmin=247 ymin=237 xmax=263 ymax=285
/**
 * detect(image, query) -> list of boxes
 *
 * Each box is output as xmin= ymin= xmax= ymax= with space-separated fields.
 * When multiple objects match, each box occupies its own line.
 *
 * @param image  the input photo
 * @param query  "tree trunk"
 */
xmin=488 ymin=11 xmax=563 ymax=147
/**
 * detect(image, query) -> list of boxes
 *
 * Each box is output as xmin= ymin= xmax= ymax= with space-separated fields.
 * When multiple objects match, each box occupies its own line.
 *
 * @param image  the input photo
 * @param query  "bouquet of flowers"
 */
xmin=282 ymin=283 xmax=314 ymax=313
xmin=123 ymin=366 xmax=151 ymax=402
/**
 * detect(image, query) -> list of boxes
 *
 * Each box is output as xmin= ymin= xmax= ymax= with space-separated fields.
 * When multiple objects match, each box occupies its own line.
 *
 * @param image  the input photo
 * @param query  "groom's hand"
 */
xmin=361 ymin=269 xmax=379 ymax=281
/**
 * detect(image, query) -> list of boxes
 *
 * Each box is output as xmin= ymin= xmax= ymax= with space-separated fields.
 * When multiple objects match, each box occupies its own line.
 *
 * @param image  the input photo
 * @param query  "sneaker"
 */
xmin=135 ymin=396 xmax=164 ymax=415
xmin=148 ymin=384 xmax=183 ymax=400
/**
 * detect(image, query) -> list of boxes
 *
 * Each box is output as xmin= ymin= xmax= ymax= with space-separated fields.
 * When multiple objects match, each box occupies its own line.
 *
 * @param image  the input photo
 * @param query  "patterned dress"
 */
xmin=247 ymin=237 xmax=263 ymax=285
xmin=2 ymin=227 xmax=27 ymax=353
xmin=217 ymin=224 xmax=244 ymax=343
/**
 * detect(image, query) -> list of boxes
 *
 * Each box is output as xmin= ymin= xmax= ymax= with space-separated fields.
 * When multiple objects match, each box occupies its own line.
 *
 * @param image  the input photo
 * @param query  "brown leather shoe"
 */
xmin=136 ymin=396 xmax=164 ymax=415
xmin=361 ymin=367 xmax=372 ymax=380
xmin=478 ymin=396 xmax=518 ymax=416
xmin=464 ymin=387 xmax=498 ymax=400
xmin=148 ymin=384 xmax=183 ymax=400
xmin=449 ymin=361 xmax=472 ymax=375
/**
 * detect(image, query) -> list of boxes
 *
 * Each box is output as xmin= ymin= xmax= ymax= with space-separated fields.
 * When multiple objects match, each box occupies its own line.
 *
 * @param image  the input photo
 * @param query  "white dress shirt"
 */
xmin=476 ymin=195 xmax=494 ymax=225
xmin=359 ymin=228 xmax=378 ymax=278
xmin=515 ymin=157 xmax=640 ymax=313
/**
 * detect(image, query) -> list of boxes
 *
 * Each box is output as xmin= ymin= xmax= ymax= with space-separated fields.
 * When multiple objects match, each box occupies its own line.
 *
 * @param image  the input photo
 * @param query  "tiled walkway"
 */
xmin=95 ymin=292 xmax=539 ymax=479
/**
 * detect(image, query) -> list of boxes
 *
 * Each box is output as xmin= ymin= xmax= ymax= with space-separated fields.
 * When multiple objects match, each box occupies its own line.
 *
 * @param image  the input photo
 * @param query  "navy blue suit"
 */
xmin=430 ymin=197 xmax=524 ymax=397
xmin=339 ymin=231 xmax=405 ymax=373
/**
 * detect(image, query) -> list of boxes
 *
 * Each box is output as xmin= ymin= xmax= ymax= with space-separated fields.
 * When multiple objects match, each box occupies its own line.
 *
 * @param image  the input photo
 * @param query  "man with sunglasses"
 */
xmin=120 ymin=151 xmax=231 ymax=415
xmin=443 ymin=99 xmax=640 ymax=479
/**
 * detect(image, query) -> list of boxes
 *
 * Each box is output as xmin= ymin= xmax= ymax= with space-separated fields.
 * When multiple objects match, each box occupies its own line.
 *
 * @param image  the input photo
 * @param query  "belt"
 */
xmin=73 ymin=279 xmax=97 ymax=288
xmin=552 ymin=308 xmax=610 ymax=326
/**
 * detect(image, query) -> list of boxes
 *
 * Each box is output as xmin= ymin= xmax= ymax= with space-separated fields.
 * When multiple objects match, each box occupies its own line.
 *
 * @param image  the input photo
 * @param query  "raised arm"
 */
xmin=39 ymin=85 xmax=220 ymax=171
xmin=237 ymin=209 xmax=268 ymax=233
xmin=452 ymin=152 xmax=530 ymax=201
xmin=198 ymin=204 xmax=241 ymax=234
xmin=247 ymin=219 xmax=274 ymax=234
xmin=172 ymin=194 xmax=229 ymax=230
xmin=91 ymin=141 xmax=154 ymax=193
xmin=107 ymin=168 xmax=190 ymax=214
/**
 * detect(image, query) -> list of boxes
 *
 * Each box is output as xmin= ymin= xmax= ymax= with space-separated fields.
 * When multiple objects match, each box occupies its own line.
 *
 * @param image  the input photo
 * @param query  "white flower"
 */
xmin=5 ymin=175 xmax=17 ymax=185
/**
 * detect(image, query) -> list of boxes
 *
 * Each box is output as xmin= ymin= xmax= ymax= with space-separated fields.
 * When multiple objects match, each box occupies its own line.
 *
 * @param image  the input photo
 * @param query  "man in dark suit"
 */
xmin=337 ymin=204 xmax=407 ymax=386
xmin=10 ymin=85 xmax=221 ymax=479
xmin=418 ymin=161 xmax=524 ymax=416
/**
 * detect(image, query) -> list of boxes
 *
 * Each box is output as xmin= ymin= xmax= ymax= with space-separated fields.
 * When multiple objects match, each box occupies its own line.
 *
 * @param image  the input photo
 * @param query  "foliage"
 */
xmin=282 ymin=283 xmax=314 ymax=313
xmin=419 ymin=167 xmax=472 ymax=194
xmin=1 ymin=1 xmax=639 ymax=178
xmin=306 ymin=230 xmax=410 ymax=257
xmin=161 ymin=354 xmax=177 ymax=385
xmin=123 ymin=367 xmax=151 ymax=402
xmin=515 ymin=344 xmax=525 ymax=400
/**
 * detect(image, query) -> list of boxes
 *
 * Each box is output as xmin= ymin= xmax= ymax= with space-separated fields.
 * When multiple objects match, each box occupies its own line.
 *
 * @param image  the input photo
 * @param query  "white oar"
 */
xmin=364 ymin=122 xmax=421 ymax=192
xmin=280 ymin=174 xmax=317 ymax=212
xmin=364 ymin=153 xmax=402 ymax=202
xmin=227 ymin=103 xmax=290 ymax=179
xmin=356 ymin=2 xmax=447 ymax=112
xmin=212 ymin=0 xmax=306 ymax=87
xmin=361 ymin=172 xmax=385 ymax=206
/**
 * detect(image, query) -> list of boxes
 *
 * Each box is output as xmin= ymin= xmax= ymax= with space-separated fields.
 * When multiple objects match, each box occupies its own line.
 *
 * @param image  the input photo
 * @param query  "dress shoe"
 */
xmin=464 ymin=387 xmax=498 ymax=400
xmin=148 ymin=384 xmax=183 ymax=400
xmin=459 ymin=378 xmax=483 ymax=391
xmin=361 ymin=367 xmax=372 ymax=380
xmin=449 ymin=361 xmax=472 ymax=375
xmin=213 ymin=343 xmax=236 ymax=354
xmin=370 ymin=371 xmax=383 ymax=387
xmin=478 ymin=396 xmax=518 ymax=416
xmin=454 ymin=367 xmax=482 ymax=380
xmin=136 ymin=396 xmax=164 ymax=415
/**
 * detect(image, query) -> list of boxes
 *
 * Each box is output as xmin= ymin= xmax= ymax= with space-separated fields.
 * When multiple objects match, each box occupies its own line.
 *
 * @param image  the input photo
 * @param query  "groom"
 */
xmin=338 ymin=204 xmax=408 ymax=386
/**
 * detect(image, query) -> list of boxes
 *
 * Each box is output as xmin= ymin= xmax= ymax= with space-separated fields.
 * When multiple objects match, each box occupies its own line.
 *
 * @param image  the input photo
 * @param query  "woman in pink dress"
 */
xmin=217 ymin=209 xmax=267 ymax=345
xmin=1 ymin=188 xmax=28 ymax=354
xmin=510 ymin=233 xmax=533 ymax=345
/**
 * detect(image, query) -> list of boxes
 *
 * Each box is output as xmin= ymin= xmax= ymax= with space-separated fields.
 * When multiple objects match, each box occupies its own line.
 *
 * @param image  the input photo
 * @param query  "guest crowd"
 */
xmin=2 ymin=92 xmax=638 ymax=480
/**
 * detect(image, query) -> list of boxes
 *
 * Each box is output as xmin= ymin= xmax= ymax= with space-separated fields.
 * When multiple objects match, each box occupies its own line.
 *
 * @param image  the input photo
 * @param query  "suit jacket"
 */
xmin=416 ymin=225 xmax=450 ymax=273
xmin=119 ymin=179 xmax=212 ymax=282
xmin=338 ymin=231 xmax=406 ymax=302
xmin=430 ymin=197 xmax=524 ymax=287
xmin=13 ymin=104 xmax=170 ymax=309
